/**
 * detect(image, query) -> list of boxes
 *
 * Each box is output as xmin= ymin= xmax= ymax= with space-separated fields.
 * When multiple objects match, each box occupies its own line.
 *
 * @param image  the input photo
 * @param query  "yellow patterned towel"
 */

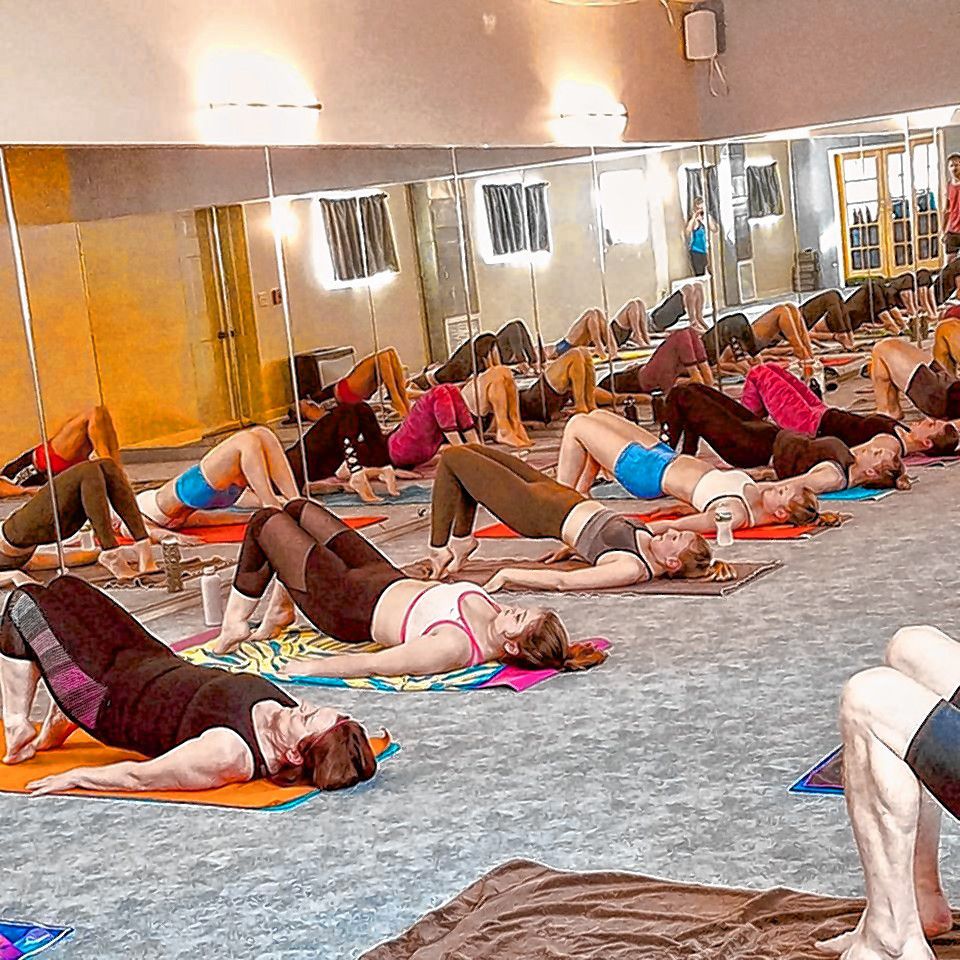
xmin=179 ymin=627 xmax=507 ymax=692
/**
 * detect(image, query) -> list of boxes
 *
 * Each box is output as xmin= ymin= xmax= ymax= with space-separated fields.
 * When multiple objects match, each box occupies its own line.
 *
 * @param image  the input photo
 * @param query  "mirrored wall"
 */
xmin=2 ymin=104 xmax=959 ymax=567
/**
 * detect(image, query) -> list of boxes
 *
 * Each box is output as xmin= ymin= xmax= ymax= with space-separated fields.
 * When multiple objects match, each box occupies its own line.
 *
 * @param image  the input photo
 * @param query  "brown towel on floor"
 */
xmin=361 ymin=858 xmax=960 ymax=959
xmin=402 ymin=558 xmax=781 ymax=597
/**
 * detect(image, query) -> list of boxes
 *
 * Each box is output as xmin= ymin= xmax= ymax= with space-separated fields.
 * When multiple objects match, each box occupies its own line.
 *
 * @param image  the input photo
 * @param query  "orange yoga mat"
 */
xmin=0 ymin=727 xmax=395 ymax=810
xmin=117 ymin=514 xmax=387 ymax=546
xmin=474 ymin=514 xmax=820 ymax=541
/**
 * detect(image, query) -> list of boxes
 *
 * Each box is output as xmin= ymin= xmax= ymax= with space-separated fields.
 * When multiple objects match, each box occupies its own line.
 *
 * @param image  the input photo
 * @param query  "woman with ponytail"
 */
xmin=210 ymin=499 xmax=603 ymax=679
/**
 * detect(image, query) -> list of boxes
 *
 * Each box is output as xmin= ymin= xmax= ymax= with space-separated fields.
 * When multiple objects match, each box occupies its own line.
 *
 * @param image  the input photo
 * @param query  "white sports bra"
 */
xmin=400 ymin=581 xmax=498 ymax=666
xmin=690 ymin=469 xmax=757 ymax=525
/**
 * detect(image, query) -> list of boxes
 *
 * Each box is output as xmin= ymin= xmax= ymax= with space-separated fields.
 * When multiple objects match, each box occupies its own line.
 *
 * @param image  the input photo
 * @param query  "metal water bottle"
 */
xmin=161 ymin=538 xmax=184 ymax=593
xmin=79 ymin=523 xmax=95 ymax=551
xmin=200 ymin=566 xmax=223 ymax=626
xmin=714 ymin=508 xmax=735 ymax=547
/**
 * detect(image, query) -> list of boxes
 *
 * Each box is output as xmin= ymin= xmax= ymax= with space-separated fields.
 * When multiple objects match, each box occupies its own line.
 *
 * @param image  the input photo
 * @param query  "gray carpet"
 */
xmin=3 ymin=448 xmax=960 ymax=959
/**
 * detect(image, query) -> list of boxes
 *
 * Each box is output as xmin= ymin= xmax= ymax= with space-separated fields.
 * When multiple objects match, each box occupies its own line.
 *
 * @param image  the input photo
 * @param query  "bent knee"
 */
xmin=839 ymin=666 xmax=903 ymax=726
xmin=885 ymin=625 xmax=946 ymax=670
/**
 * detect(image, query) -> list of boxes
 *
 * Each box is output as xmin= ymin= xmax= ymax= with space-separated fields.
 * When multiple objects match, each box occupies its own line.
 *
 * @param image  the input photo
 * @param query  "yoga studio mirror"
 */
xmin=265 ymin=146 xmax=475 ymax=497
xmin=2 ymin=146 xmax=276 ymax=578
xmin=0 ymin=161 xmax=53 ymax=571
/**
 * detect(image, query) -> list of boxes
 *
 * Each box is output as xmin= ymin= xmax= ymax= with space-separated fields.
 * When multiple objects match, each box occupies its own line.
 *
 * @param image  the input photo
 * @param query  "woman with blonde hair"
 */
xmin=557 ymin=409 xmax=841 ymax=537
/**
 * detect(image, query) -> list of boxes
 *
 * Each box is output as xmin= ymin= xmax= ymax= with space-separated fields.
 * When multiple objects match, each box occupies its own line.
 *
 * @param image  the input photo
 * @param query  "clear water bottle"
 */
xmin=161 ymin=538 xmax=184 ymax=593
xmin=714 ymin=508 xmax=735 ymax=547
xmin=79 ymin=523 xmax=95 ymax=551
xmin=200 ymin=566 xmax=223 ymax=626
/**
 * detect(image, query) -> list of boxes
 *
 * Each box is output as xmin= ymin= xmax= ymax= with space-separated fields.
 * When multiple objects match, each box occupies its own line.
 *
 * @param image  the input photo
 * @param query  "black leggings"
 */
xmin=660 ymin=383 xmax=779 ymax=468
xmin=430 ymin=444 xmax=581 ymax=547
xmin=801 ymin=290 xmax=851 ymax=334
xmin=234 ymin=500 xmax=403 ymax=644
xmin=905 ymin=686 xmax=960 ymax=818
xmin=411 ymin=333 xmax=499 ymax=389
xmin=0 ymin=460 xmax=146 ymax=570
xmin=285 ymin=403 xmax=390 ymax=490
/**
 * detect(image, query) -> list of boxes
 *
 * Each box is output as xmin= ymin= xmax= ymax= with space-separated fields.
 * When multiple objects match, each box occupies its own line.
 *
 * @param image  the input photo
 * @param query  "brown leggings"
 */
xmin=430 ymin=444 xmax=582 ymax=547
xmin=1 ymin=460 xmax=146 ymax=568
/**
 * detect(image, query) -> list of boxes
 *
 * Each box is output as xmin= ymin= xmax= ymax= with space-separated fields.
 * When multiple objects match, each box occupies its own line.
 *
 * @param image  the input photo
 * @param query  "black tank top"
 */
xmin=772 ymin=430 xmax=854 ymax=485
xmin=101 ymin=661 xmax=296 ymax=778
xmin=573 ymin=509 xmax=654 ymax=577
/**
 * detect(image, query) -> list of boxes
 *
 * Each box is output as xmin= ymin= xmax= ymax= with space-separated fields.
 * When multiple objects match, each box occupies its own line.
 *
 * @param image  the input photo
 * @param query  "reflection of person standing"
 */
xmin=942 ymin=153 xmax=960 ymax=264
xmin=685 ymin=197 xmax=713 ymax=276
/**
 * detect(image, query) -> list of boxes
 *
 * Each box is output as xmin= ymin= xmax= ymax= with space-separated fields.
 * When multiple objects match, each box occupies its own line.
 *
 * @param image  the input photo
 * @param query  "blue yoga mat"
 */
xmin=592 ymin=480 xmax=894 ymax=504
xmin=820 ymin=486 xmax=895 ymax=502
xmin=317 ymin=484 xmax=434 ymax=507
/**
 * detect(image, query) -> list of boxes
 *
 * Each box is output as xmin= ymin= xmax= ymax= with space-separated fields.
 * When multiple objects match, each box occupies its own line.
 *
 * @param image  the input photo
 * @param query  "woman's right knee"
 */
xmin=839 ymin=666 xmax=902 ymax=732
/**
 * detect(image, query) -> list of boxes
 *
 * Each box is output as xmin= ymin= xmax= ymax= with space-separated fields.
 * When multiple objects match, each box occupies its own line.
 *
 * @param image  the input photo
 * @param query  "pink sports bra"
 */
xmin=400 ymin=582 xmax=499 ymax=666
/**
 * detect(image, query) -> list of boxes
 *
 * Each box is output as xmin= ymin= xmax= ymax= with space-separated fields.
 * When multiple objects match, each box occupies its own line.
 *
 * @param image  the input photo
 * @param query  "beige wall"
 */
xmin=245 ymin=186 xmax=428 ymax=383
xmin=746 ymin=141 xmax=797 ymax=300
xmin=701 ymin=0 xmax=960 ymax=142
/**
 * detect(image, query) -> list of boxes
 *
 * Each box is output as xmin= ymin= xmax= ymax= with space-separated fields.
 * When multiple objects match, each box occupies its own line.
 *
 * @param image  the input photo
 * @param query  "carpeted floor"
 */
xmin=3 ymin=376 xmax=958 ymax=959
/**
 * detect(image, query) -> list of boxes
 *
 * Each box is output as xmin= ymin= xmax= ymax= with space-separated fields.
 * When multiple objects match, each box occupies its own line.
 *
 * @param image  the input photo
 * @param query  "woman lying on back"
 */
xmin=427 ymin=444 xmax=733 ymax=593
xmin=1 ymin=576 xmax=378 ymax=797
xmin=211 ymin=500 xmax=606 ymax=679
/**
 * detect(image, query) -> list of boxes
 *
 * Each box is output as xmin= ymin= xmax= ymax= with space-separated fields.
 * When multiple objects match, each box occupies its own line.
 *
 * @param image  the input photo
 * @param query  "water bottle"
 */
xmin=812 ymin=358 xmax=826 ymax=398
xmin=623 ymin=396 xmax=639 ymax=424
xmin=79 ymin=523 xmax=95 ymax=551
xmin=200 ymin=566 xmax=223 ymax=626
xmin=161 ymin=538 xmax=184 ymax=593
xmin=714 ymin=508 xmax=735 ymax=547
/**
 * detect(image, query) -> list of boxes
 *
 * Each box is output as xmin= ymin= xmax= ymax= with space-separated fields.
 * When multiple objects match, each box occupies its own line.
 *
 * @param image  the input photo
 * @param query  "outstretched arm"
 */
xmin=0 ymin=478 xmax=34 ymax=499
xmin=279 ymin=630 xmax=466 ymax=679
xmin=484 ymin=555 xmax=644 ymax=593
xmin=26 ymin=729 xmax=247 ymax=795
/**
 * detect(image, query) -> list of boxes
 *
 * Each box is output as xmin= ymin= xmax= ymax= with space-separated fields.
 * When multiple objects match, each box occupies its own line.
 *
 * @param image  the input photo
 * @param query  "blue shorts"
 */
xmin=554 ymin=338 xmax=572 ymax=356
xmin=174 ymin=465 xmax=245 ymax=511
xmin=613 ymin=441 xmax=678 ymax=499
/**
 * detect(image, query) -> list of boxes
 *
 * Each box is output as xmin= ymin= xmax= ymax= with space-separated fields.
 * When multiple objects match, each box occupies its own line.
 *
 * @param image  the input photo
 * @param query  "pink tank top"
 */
xmin=400 ymin=582 xmax=498 ymax=666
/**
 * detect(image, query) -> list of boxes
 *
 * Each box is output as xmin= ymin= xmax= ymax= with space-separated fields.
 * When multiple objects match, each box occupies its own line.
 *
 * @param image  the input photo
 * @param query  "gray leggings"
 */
xmin=0 ymin=460 xmax=147 ymax=570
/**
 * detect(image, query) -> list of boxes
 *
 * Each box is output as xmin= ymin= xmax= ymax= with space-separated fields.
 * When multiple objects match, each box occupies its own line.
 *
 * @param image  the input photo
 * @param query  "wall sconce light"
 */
xmin=208 ymin=101 xmax=323 ymax=111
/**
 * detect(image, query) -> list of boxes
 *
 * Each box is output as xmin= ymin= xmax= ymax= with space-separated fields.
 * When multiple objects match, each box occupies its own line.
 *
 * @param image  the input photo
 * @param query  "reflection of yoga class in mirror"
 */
xmin=8 ymin=26 xmax=960 ymax=952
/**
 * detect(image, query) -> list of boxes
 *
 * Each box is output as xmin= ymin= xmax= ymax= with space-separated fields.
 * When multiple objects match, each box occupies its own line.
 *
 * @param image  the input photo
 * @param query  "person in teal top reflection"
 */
xmin=685 ymin=196 xmax=717 ymax=276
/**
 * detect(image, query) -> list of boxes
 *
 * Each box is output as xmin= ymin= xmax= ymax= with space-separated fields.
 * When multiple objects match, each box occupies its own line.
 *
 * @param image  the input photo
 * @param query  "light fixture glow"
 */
xmin=196 ymin=49 xmax=320 ymax=143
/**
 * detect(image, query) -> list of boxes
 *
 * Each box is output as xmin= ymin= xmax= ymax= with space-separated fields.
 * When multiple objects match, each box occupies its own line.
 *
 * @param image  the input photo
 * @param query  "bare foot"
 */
xmin=572 ymin=405 xmax=591 ymax=415
xmin=838 ymin=933 xmax=933 ymax=960
xmin=251 ymin=597 xmax=296 ymax=642
xmin=427 ymin=546 xmax=455 ymax=579
xmin=816 ymin=918 xmax=862 ymax=956
xmin=917 ymin=886 xmax=954 ymax=939
xmin=210 ymin=621 xmax=253 ymax=655
xmin=380 ymin=466 xmax=400 ymax=497
xmin=3 ymin=719 xmax=37 ymax=764
xmin=34 ymin=705 xmax=77 ymax=752
xmin=134 ymin=541 xmax=159 ymax=575
xmin=446 ymin=536 xmax=479 ymax=575
xmin=98 ymin=548 xmax=139 ymax=581
xmin=347 ymin=471 xmax=383 ymax=504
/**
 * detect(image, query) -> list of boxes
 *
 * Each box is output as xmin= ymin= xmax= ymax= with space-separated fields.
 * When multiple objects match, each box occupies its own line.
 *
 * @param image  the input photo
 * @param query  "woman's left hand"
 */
xmin=26 ymin=771 xmax=82 ymax=796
